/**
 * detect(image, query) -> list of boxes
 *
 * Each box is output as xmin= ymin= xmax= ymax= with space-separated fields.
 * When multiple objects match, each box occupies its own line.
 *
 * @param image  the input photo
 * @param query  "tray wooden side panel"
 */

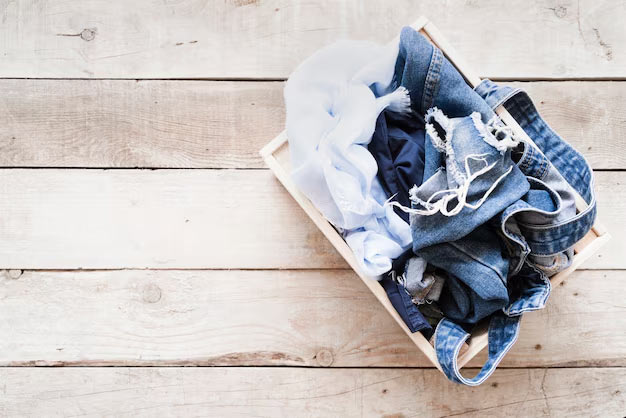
xmin=264 ymin=134 xmax=441 ymax=370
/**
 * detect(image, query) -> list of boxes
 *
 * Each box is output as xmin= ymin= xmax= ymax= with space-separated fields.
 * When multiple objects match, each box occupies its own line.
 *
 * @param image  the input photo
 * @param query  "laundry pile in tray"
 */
xmin=284 ymin=26 xmax=597 ymax=385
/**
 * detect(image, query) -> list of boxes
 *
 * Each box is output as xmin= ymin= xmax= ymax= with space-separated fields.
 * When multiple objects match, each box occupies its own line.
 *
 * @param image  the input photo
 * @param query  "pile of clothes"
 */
xmin=284 ymin=26 xmax=596 ymax=385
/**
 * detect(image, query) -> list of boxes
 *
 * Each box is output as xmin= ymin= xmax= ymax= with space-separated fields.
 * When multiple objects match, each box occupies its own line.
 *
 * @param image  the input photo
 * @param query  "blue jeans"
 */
xmin=407 ymin=108 xmax=529 ymax=325
xmin=434 ymin=80 xmax=596 ymax=385
xmin=395 ymin=27 xmax=596 ymax=385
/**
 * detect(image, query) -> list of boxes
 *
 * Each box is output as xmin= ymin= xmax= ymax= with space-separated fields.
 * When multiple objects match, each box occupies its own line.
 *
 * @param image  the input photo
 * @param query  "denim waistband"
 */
xmin=476 ymin=80 xmax=596 ymax=237
xmin=476 ymin=79 xmax=596 ymax=259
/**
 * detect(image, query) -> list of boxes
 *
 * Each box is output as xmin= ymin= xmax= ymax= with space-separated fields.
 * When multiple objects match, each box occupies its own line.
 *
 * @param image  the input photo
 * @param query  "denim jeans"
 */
xmin=434 ymin=80 xmax=596 ymax=385
xmin=407 ymin=110 xmax=528 ymax=324
xmin=476 ymin=80 xmax=588 ymax=276
xmin=380 ymin=272 xmax=433 ymax=338
xmin=395 ymin=27 xmax=596 ymax=385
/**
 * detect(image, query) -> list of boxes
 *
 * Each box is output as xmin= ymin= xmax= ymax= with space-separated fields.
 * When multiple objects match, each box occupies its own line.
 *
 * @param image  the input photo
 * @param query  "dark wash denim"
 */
xmin=395 ymin=27 xmax=597 ymax=385
xmin=377 ymin=249 xmax=433 ymax=335
xmin=380 ymin=272 xmax=433 ymax=338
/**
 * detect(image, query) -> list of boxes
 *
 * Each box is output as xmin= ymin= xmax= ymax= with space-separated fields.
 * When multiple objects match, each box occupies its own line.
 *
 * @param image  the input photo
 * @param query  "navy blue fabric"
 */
xmin=369 ymin=82 xmax=429 ymax=336
xmin=369 ymin=111 xmax=426 ymax=223
xmin=390 ymin=246 xmax=414 ymax=274
xmin=379 ymin=274 xmax=433 ymax=338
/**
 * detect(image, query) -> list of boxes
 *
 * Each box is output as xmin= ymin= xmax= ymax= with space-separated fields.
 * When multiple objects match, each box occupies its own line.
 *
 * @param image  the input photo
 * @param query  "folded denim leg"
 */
xmin=379 ymin=272 xmax=433 ymax=337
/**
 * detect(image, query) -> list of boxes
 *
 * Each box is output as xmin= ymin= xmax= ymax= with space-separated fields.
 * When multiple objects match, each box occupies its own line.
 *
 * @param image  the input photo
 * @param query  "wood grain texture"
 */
xmin=0 ymin=3 xmax=623 ymax=413
xmin=0 ymin=169 xmax=341 ymax=269
xmin=0 ymin=169 xmax=619 ymax=269
xmin=0 ymin=80 xmax=284 ymax=168
xmin=1 ymin=269 xmax=623 ymax=368
xmin=0 ymin=0 xmax=624 ymax=79
xmin=0 ymin=367 xmax=624 ymax=417
xmin=516 ymin=81 xmax=626 ymax=170
xmin=0 ymin=80 xmax=624 ymax=169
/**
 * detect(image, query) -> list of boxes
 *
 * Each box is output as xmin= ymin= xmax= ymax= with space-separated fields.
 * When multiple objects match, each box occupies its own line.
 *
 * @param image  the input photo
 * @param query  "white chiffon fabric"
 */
xmin=284 ymin=39 xmax=412 ymax=278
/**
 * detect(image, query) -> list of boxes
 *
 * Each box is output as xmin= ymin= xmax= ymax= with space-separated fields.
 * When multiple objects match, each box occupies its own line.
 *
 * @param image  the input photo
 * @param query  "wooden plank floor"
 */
xmin=0 ymin=1 xmax=625 ymax=416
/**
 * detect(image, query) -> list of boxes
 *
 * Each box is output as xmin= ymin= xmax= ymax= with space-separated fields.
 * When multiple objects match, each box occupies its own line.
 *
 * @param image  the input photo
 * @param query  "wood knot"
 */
xmin=142 ymin=283 xmax=162 ymax=303
xmin=553 ymin=6 xmax=567 ymax=18
xmin=315 ymin=349 xmax=334 ymax=367
xmin=56 ymin=27 xmax=97 ymax=41
xmin=80 ymin=28 xmax=97 ymax=41
xmin=7 ymin=269 xmax=23 ymax=280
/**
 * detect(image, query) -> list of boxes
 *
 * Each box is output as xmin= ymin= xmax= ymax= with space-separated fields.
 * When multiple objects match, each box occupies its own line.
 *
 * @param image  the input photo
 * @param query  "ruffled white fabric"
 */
xmin=284 ymin=39 xmax=412 ymax=278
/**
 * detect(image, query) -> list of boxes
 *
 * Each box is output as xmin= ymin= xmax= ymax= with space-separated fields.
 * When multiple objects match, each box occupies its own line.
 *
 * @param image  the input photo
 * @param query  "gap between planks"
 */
xmin=2 ymin=77 xmax=626 ymax=81
xmin=1 ymin=0 xmax=625 ymax=79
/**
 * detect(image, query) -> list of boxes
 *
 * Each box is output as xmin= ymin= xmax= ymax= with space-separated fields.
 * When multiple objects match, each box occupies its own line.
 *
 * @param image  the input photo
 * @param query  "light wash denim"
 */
xmin=394 ymin=27 xmax=597 ymax=385
xmin=433 ymin=80 xmax=597 ymax=386
xmin=476 ymin=80 xmax=580 ymax=276
xmin=401 ymin=257 xmax=446 ymax=304
xmin=405 ymin=110 xmax=529 ymax=324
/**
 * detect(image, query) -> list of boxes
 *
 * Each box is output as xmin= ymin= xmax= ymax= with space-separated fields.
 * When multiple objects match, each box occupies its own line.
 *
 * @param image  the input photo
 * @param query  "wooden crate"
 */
xmin=260 ymin=16 xmax=611 ymax=373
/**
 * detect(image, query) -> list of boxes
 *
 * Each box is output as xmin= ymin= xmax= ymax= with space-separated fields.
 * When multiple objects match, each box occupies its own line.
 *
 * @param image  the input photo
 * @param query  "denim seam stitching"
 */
xmin=422 ymin=48 xmax=443 ymax=112
xmin=516 ymin=204 xmax=596 ymax=230
xmin=447 ymin=241 xmax=507 ymax=285
xmin=490 ymin=88 xmax=523 ymax=111
xmin=504 ymin=264 xmax=551 ymax=316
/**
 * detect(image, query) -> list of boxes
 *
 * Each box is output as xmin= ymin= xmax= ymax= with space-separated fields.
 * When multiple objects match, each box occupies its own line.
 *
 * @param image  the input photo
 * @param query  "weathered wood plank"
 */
xmin=519 ymin=81 xmax=626 ymax=170
xmin=1 ymin=269 xmax=623 ymax=368
xmin=0 ymin=367 xmax=624 ymax=417
xmin=0 ymin=80 xmax=284 ymax=169
xmin=0 ymin=80 xmax=624 ymax=169
xmin=0 ymin=169 xmax=341 ymax=269
xmin=582 ymin=172 xmax=620 ymax=269
xmin=0 ymin=0 xmax=624 ymax=79
xmin=0 ymin=169 xmax=619 ymax=269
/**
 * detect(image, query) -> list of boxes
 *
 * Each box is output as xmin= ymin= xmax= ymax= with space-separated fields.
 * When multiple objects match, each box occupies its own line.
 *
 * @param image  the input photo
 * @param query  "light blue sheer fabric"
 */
xmin=284 ymin=39 xmax=415 ymax=277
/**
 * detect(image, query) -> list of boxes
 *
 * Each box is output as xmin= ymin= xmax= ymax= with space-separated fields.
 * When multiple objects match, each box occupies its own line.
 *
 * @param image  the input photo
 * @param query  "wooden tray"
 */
xmin=260 ymin=16 xmax=611 ymax=373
